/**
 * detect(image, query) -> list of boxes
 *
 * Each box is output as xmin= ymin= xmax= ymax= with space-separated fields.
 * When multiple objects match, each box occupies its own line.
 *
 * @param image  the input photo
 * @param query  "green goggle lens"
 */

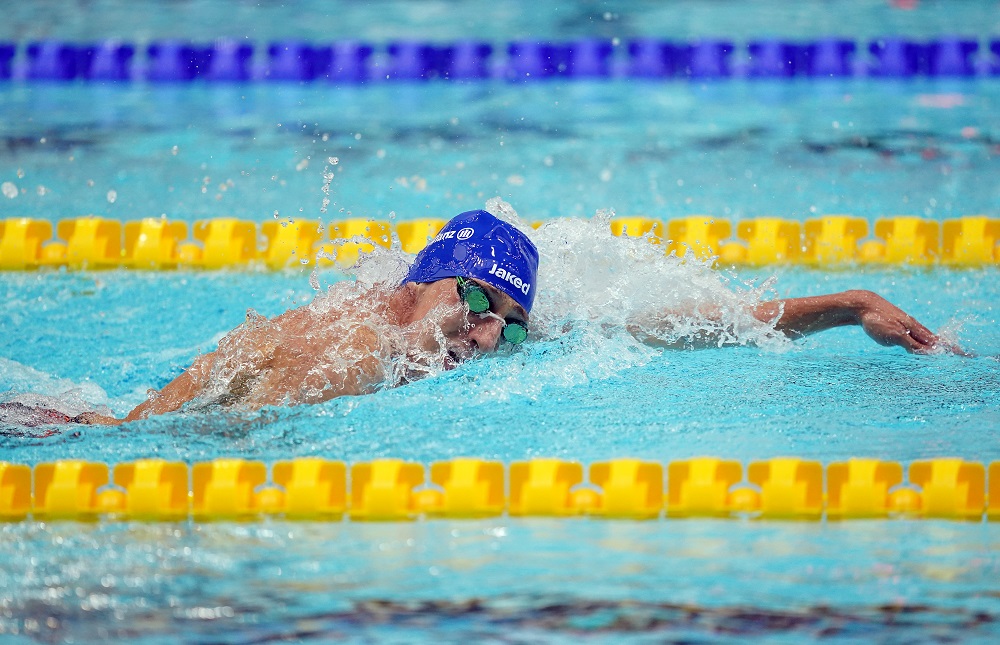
xmin=456 ymin=277 xmax=528 ymax=345
xmin=502 ymin=322 xmax=528 ymax=345
xmin=463 ymin=286 xmax=491 ymax=313
xmin=456 ymin=277 xmax=490 ymax=313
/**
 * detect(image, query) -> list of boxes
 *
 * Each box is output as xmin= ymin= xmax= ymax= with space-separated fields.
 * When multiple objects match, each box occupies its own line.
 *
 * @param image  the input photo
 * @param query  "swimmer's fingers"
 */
xmin=899 ymin=318 xmax=970 ymax=356
xmin=883 ymin=324 xmax=931 ymax=354
xmin=900 ymin=318 xmax=942 ymax=354
xmin=902 ymin=315 xmax=975 ymax=356
xmin=856 ymin=294 xmax=967 ymax=356
xmin=860 ymin=312 xmax=942 ymax=354
xmin=858 ymin=310 xmax=914 ymax=351
xmin=902 ymin=331 xmax=938 ymax=354
xmin=905 ymin=318 xmax=937 ymax=347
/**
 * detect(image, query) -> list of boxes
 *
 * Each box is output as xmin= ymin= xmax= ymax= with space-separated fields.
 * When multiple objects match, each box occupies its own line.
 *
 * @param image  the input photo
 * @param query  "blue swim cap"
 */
xmin=403 ymin=210 xmax=539 ymax=313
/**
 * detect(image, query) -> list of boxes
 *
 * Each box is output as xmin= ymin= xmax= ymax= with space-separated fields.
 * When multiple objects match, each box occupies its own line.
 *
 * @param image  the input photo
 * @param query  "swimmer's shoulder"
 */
xmin=312 ymin=282 xmax=397 ymax=321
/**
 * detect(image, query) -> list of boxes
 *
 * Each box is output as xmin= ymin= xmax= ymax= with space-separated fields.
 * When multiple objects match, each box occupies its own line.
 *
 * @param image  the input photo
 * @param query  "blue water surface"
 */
xmin=2 ymin=80 xmax=1000 ymax=223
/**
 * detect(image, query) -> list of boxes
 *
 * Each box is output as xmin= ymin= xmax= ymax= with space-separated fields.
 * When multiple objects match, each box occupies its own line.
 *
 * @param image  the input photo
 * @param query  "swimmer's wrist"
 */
xmin=843 ymin=290 xmax=876 ymax=324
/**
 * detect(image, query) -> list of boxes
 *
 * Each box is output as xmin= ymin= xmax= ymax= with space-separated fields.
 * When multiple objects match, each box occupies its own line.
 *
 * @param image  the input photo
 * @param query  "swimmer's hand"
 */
xmin=853 ymin=291 xmax=967 ymax=355
xmin=757 ymin=290 xmax=967 ymax=356
xmin=71 ymin=412 xmax=125 ymax=426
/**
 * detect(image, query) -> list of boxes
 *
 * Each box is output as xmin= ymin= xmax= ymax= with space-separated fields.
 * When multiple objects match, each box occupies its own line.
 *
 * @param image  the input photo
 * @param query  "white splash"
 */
xmin=0 ymin=357 xmax=113 ymax=416
xmin=481 ymin=198 xmax=784 ymax=350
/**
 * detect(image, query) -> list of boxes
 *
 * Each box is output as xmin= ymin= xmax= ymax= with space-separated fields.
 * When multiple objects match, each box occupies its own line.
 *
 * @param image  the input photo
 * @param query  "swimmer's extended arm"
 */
xmin=754 ymin=289 xmax=959 ymax=354
xmin=78 ymin=301 xmax=391 ymax=425
xmin=84 ymin=323 xmax=387 ymax=425
xmin=124 ymin=352 xmax=219 ymax=422
xmin=76 ymin=352 xmax=218 ymax=425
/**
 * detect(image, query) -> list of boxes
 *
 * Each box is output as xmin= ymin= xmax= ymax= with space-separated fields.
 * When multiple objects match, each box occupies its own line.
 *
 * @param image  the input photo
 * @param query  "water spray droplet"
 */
xmin=320 ymin=158 xmax=338 ymax=214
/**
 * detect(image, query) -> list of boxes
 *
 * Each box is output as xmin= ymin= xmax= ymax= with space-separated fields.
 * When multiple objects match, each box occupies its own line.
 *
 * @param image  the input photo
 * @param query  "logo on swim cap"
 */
xmin=488 ymin=262 xmax=530 ymax=296
xmin=403 ymin=210 xmax=539 ymax=313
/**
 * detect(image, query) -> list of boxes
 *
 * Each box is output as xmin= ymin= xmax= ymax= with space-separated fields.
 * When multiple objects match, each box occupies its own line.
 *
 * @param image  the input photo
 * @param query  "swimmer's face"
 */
xmin=407 ymin=278 xmax=529 ymax=367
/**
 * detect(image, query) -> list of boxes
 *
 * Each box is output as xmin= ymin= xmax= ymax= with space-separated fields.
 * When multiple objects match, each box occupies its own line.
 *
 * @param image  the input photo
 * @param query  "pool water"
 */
xmin=3 ymin=80 xmax=1000 ymax=223
xmin=2 ymin=520 xmax=999 ymax=642
xmin=1 ymin=263 xmax=998 ymax=465
xmin=5 ymin=0 xmax=1000 ymax=44
xmin=3 ymin=1 xmax=1000 ymax=642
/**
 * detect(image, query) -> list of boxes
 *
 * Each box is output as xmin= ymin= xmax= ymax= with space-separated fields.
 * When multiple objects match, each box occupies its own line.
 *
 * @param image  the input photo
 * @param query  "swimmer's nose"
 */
xmin=468 ymin=316 xmax=504 ymax=352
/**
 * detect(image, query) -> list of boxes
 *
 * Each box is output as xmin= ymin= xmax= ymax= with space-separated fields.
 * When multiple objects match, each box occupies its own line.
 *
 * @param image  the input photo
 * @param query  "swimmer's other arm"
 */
xmin=75 ymin=353 xmax=218 ymax=425
xmin=753 ymin=289 xmax=962 ymax=354
xmin=80 ymin=324 xmax=387 ymax=425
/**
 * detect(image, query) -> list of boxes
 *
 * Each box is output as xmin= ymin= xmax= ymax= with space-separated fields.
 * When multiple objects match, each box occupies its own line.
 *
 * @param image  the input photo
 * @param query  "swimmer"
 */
xmin=74 ymin=210 xmax=537 ymax=425
xmin=62 ymin=209 xmax=957 ymax=426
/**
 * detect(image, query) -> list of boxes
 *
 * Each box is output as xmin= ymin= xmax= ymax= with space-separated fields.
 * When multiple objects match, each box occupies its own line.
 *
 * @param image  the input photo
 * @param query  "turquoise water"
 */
xmin=4 ymin=0 xmax=1000 ymax=43
xmin=2 ymin=266 xmax=998 ymax=465
xmin=2 ymin=520 xmax=999 ymax=642
xmin=3 ymin=81 xmax=1000 ymax=223
xmin=3 ymin=1 xmax=1000 ymax=643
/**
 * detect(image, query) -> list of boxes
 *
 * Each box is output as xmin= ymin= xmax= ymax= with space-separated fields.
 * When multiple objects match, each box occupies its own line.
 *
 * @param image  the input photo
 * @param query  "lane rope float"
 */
xmin=1 ymin=456 xmax=996 ymax=522
xmin=1 ymin=215 xmax=998 ymax=271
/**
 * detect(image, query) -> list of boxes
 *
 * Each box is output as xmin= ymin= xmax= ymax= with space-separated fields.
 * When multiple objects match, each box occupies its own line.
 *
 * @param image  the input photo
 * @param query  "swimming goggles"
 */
xmin=456 ymin=277 xmax=529 ymax=345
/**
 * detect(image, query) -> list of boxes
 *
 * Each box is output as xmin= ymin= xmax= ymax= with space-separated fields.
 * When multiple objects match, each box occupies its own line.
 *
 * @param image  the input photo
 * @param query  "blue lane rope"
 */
xmin=0 ymin=37 xmax=998 ymax=83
